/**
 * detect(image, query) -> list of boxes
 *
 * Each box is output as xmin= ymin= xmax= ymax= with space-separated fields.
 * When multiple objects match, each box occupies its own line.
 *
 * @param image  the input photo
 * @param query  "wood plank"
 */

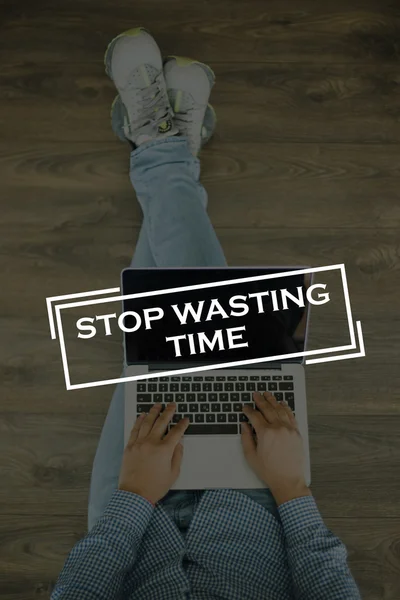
xmin=1 ymin=0 xmax=400 ymax=64
xmin=322 ymin=518 xmax=400 ymax=600
xmin=0 ymin=514 xmax=85 ymax=599
xmin=1 ymin=62 xmax=400 ymax=142
xmin=0 ymin=414 xmax=399 ymax=517
xmin=0 ymin=228 xmax=398 ymax=316
xmin=1 ymin=142 xmax=400 ymax=229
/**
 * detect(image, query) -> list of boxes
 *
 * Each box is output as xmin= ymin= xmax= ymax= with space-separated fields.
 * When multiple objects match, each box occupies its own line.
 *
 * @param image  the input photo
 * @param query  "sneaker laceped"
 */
xmin=163 ymin=56 xmax=215 ymax=155
xmin=111 ymin=95 xmax=217 ymax=149
xmin=105 ymin=28 xmax=178 ymax=145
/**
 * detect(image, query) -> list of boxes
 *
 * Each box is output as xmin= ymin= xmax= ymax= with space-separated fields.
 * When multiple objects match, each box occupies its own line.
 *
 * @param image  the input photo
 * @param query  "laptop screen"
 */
xmin=122 ymin=267 xmax=310 ymax=366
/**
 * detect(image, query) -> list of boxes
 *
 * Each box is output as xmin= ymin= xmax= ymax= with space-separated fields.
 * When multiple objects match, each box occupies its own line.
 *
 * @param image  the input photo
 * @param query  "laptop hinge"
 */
xmin=147 ymin=363 xmax=282 ymax=372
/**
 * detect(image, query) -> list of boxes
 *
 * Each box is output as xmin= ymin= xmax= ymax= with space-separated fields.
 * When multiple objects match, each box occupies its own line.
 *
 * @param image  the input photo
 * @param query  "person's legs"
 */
xmin=88 ymin=138 xmax=227 ymax=529
xmin=130 ymin=136 xmax=226 ymax=266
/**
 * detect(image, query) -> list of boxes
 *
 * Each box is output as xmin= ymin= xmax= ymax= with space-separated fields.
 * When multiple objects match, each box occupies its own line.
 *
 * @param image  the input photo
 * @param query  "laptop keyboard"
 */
xmin=136 ymin=373 xmax=295 ymax=435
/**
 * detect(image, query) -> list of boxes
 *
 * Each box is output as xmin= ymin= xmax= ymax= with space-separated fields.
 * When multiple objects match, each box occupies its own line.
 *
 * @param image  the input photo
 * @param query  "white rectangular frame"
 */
xmin=48 ymin=263 xmax=364 ymax=390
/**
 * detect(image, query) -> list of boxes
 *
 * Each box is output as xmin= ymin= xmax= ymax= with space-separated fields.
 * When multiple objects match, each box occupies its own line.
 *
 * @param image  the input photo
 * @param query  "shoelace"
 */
xmin=128 ymin=74 xmax=172 ymax=130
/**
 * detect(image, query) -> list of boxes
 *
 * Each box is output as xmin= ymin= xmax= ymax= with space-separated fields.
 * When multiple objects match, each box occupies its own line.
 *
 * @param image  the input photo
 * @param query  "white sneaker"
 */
xmin=104 ymin=28 xmax=178 ymax=145
xmin=163 ymin=56 xmax=215 ymax=155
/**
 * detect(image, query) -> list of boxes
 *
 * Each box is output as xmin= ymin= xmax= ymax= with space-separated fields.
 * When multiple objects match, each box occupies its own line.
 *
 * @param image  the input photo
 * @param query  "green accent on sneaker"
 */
xmin=158 ymin=119 xmax=172 ymax=133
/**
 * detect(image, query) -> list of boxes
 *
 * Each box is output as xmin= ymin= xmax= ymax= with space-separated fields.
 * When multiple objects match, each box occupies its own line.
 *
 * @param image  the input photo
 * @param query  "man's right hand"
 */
xmin=241 ymin=391 xmax=311 ymax=506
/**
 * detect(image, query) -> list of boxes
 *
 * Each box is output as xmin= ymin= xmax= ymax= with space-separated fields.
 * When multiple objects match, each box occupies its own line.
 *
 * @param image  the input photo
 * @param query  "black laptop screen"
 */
xmin=122 ymin=268 xmax=309 ymax=365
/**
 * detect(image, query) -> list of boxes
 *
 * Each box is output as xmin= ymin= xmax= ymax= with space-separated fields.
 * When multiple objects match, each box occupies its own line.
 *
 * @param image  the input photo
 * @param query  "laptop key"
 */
xmin=205 ymin=376 xmax=214 ymax=381
xmin=171 ymin=376 xmax=180 ymax=381
xmin=241 ymin=393 xmax=251 ymax=402
xmin=261 ymin=375 xmax=271 ymax=381
xmin=189 ymin=403 xmax=199 ymax=412
xmin=172 ymin=413 xmax=181 ymax=423
xmin=228 ymin=413 xmax=238 ymax=422
xmin=279 ymin=382 xmax=294 ymax=390
xmin=227 ymin=376 xmax=237 ymax=381
xmin=148 ymin=383 xmax=157 ymax=392
xmin=285 ymin=393 xmax=295 ymax=411
xmin=203 ymin=383 xmax=212 ymax=391
xmin=170 ymin=383 xmax=179 ymax=392
xmin=184 ymin=414 xmax=194 ymax=423
xmin=214 ymin=383 xmax=223 ymax=391
xmin=235 ymin=382 xmax=245 ymax=391
xmin=208 ymin=393 xmax=217 ymax=402
xmin=198 ymin=393 xmax=207 ymax=402
xmin=192 ymin=383 xmax=201 ymax=392
xmin=275 ymin=393 xmax=283 ymax=401
xmin=137 ymin=404 xmax=152 ymax=413
xmin=231 ymin=393 xmax=240 ymax=402
xmin=216 ymin=376 xmax=226 ymax=381
xmin=222 ymin=403 xmax=231 ymax=412
xmin=217 ymin=413 xmax=227 ymax=422
xmin=257 ymin=383 xmax=267 ymax=391
xmin=239 ymin=375 xmax=248 ymax=381
xmin=200 ymin=404 xmax=210 ymax=412
xmin=137 ymin=394 xmax=151 ymax=402
xmin=233 ymin=403 xmax=242 ymax=412
xmin=165 ymin=393 xmax=174 ymax=402
xmin=273 ymin=376 xmax=282 ymax=380
xmin=284 ymin=375 xmax=294 ymax=380
xmin=181 ymin=383 xmax=190 ymax=392
xmin=220 ymin=393 xmax=229 ymax=402
xmin=239 ymin=413 xmax=248 ymax=423
xmin=138 ymin=383 xmax=147 ymax=392
xmin=154 ymin=393 xmax=163 ymax=402
xmin=182 ymin=376 xmax=192 ymax=381
xmin=246 ymin=382 xmax=256 ymax=391
xmin=206 ymin=413 xmax=216 ymax=423
xmin=160 ymin=377 xmax=169 ymax=382
xmin=250 ymin=375 xmax=260 ymax=380
xmin=211 ymin=403 xmax=220 ymax=412
xmin=176 ymin=393 xmax=185 ymax=402
xmin=268 ymin=383 xmax=278 ymax=391
xmin=194 ymin=376 xmax=203 ymax=381
xmin=187 ymin=393 xmax=196 ymax=402
xmin=186 ymin=424 xmax=238 ymax=435
xmin=225 ymin=382 xmax=234 ymax=391
xmin=195 ymin=414 xmax=205 ymax=423
xmin=178 ymin=403 xmax=188 ymax=412
xmin=159 ymin=383 xmax=168 ymax=392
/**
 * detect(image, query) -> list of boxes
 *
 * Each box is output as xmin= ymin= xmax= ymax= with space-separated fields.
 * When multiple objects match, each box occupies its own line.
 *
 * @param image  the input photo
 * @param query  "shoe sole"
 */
xmin=104 ymin=26 xmax=149 ymax=78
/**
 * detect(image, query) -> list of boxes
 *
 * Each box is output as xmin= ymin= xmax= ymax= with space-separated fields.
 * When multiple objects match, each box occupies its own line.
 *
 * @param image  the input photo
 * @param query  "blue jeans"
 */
xmin=88 ymin=137 xmax=278 ymax=531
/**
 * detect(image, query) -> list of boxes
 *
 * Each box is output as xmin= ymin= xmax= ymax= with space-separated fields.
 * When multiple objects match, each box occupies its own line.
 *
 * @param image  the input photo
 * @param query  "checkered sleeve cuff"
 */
xmin=278 ymin=495 xmax=323 ymax=539
xmin=103 ymin=489 xmax=154 ymax=539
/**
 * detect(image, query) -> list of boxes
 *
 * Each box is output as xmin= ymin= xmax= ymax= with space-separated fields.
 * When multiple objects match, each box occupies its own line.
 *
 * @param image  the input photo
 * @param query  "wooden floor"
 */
xmin=1 ymin=0 xmax=400 ymax=597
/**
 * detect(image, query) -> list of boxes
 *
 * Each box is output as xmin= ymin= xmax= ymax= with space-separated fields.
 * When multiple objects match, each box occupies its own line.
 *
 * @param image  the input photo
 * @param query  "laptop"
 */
xmin=123 ymin=267 xmax=311 ymax=489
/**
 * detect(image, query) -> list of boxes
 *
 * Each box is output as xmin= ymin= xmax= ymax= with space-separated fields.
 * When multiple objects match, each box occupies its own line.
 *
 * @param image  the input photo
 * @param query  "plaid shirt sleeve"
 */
xmin=278 ymin=496 xmax=361 ymax=599
xmin=51 ymin=490 xmax=154 ymax=600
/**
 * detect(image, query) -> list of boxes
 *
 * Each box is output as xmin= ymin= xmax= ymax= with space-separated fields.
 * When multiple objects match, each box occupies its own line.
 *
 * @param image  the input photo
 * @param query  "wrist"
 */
xmin=118 ymin=484 xmax=156 ymax=506
xmin=270 ymin=480 xmax=311 ymax=506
